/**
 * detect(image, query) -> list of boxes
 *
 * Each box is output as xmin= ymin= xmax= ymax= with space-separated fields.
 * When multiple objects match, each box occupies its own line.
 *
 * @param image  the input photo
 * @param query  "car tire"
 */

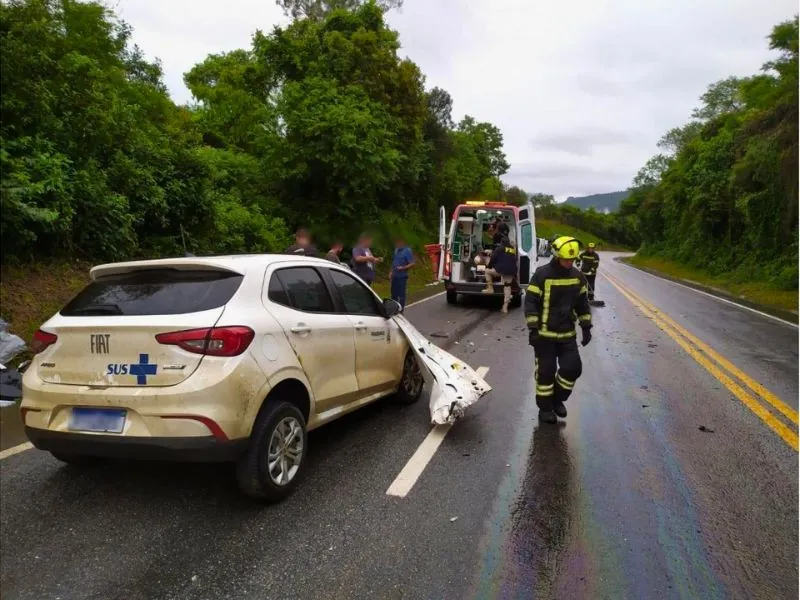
xmin=446 ymin=290 xmax=458 ymax=305
xmin=50 ymin=452 xmax=102 ymax=467
xmin=396 ymin=350 xmax=424 ymax=405
xmin=509 ymin=293 xmax=522 ymax=309
xmin=236 ymin=401 xmax=308 ymax=502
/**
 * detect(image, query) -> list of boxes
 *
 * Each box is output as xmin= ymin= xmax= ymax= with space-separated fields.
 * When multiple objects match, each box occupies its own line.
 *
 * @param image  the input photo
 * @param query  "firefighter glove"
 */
xmin=528 ymin=328 xmax=539 ymax=347
xmin=580 ymin=326 xmax=592 ymax=347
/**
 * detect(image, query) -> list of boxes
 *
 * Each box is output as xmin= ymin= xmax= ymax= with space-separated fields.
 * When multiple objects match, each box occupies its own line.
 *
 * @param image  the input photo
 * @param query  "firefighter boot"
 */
xmin=552 ymin=400 xmax=568 ymax=419
xmin=538 ymin=410 xmax=557 ymax=424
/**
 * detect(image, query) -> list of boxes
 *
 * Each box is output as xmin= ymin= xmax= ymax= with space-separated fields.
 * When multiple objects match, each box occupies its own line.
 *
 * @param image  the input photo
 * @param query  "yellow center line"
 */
xmin=603 ymin=273 xmax=798 ymax=451
xmin=605 ymin=271 xmax=798 ymax=426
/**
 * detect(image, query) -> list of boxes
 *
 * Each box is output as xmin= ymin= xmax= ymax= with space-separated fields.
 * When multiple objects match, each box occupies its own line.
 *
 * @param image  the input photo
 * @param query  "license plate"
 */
xmin=69 ymin=408 xmax=126 ymax=433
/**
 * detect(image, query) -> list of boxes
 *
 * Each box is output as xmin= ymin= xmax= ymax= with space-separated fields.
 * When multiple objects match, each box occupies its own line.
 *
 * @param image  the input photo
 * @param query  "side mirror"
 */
xmin=383 ymin=298 xmax=402 ymax=318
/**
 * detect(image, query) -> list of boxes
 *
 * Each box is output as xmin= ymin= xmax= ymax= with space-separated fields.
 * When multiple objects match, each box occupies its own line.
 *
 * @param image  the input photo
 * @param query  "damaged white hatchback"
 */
xmin=22 ymin=254 xmax=490 ymax=502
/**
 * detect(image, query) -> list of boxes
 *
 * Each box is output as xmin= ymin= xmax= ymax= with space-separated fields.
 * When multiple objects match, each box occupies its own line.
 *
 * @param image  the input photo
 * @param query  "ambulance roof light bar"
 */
xmin=464 ymin=200 xmax=508 ymax=207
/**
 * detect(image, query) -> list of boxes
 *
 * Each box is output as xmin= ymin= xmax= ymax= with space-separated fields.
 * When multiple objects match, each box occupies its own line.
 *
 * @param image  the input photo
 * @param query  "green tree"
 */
xmin=628 ymin=17 xmax=798 ymax=289
xmin=275 ymin=0 xmax=402 ymax=21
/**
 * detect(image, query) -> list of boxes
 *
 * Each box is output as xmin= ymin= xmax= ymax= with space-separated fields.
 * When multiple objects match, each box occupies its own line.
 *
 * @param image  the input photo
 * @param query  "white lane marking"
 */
xmin=386 ymin=366 xmax=489 ymax=498
xmin=405 ymin=290 xmax=445 ymax=309
xmin=0 ymin=442 xmax=33 ymax=461
xmin=612 ymin=262 xmax=798 ymax=329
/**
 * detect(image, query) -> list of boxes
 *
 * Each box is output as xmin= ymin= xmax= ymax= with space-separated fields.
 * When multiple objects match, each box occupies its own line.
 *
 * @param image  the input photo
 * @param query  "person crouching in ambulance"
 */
xmin=482 ymin=231 xmax=518 ymax=314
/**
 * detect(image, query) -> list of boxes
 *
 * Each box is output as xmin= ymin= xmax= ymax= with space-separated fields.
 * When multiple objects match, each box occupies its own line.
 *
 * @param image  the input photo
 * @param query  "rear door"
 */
xmin=437 ymin=205 xmax=447 ymax=281
xmin=326 ymin=269 xmax=402 ymax=394
xmin=517 ymin=201 xmax=538 ymax=285
xmin=264 ymin=266 xmax=359 ymax=414
xmin=37 ymin=267 xmax=243 ymax=387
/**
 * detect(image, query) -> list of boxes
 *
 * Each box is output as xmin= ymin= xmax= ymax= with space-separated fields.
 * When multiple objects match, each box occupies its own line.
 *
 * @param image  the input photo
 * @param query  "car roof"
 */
xmin=90 ymin=254 xmax=339 ymax=280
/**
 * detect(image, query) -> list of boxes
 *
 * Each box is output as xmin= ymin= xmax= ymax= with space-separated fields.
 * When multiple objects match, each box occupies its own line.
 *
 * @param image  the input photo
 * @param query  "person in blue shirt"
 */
xmin=390 ymin=236 xmax=415 ymax=309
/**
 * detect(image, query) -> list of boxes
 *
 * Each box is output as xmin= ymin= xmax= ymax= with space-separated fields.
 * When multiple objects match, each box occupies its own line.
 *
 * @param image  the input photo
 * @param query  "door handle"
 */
xmin=291 ymin=324 xmax=311 ymax=334
xmin=354 ymin=322 xmax=367 ymax=331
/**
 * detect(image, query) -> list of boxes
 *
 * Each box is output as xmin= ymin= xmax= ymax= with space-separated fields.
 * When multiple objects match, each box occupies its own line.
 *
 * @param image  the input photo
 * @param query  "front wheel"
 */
xmin=236 ymin=401 xmax=308 ymax=502
xmin=396 ymin=350 xmax=424 ymax=405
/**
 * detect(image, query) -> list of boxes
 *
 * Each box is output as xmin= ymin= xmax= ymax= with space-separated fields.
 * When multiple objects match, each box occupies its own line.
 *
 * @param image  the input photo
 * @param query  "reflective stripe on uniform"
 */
xmin=580 ymin=286 xmax=588 ymax=295
xmin=578 ymin=313 xmax=591 ymax=323
xmin=527 ymin=284 xmax=542 ymax=295
xmin=540 ymin=278 xmax=581 ymax=338
xmin=536 ymin=383 xmax=554 ymax=397
xmin=556 ymin=373 xmax=575 ymax=390
xmin=540 ymin=329 xmax=576 ymax=339
xmin=526 ymin=315 xmax=539 ymax=324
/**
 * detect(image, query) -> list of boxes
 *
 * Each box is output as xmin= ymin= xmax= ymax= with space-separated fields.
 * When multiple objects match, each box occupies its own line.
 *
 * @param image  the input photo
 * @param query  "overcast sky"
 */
xmin=117 ymin=0 xmax=795 ymax=199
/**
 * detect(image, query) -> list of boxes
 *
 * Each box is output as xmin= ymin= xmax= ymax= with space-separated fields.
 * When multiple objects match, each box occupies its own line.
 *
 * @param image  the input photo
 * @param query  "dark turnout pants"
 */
xmin=534 ymin=338 xmax=583 ymax=411
xmin=585 ymin=273 xmax=596 ymax=300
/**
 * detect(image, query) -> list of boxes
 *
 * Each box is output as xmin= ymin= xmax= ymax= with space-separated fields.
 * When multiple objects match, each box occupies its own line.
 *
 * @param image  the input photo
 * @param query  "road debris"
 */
xmin=698 ymin=425 xmax=715 ymax=433
xmin=394 ymin=315 xmax=491 ymax=425
xmin=0 ymin=319 xmax=26 ymax=364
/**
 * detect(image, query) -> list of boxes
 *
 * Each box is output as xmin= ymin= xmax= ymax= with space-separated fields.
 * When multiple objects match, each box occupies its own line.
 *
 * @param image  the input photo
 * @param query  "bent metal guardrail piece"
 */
xmin=393 ymin=315 xmax=492 ymax=425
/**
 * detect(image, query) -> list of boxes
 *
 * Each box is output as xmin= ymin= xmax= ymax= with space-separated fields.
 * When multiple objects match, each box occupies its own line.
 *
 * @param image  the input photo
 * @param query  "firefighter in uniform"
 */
xmin=525 ymin=236 xmax=592 ymax=423
xmin=482 ymin=231 xmax=517 ymax=313
xmin=577 ymin=242 xmax=600 ymax=301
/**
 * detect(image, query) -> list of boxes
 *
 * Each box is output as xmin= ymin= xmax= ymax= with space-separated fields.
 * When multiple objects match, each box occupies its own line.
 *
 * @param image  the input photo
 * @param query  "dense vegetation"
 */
xmin=563 ymin=190 xmax=629 ymax=213
xmin=0 ymin=0 xmax=509 ymax=263
xmin=619 ymin=18 xmax=798 ymax=291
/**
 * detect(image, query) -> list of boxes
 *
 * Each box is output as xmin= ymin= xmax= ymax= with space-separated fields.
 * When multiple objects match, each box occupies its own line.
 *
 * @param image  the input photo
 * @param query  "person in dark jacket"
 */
xmin=482 ymin=232 xmax=517 ymax=313
xmin=577 ymin=242 xmax=600 ymax=300
xmin=525 ymin=236 xmax=592 ymax=424
xmin=325 ymin=241 xmax=344 ymax=264
xmin=285 ymin=228 xmax=319 ymax=257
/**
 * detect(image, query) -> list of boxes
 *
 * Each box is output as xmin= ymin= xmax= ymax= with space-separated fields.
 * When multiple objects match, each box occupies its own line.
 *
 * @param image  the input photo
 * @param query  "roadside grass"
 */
xmin=625 ymin=255 xmax=798 ymax=314
xmin=535 ymin=219 xmax=629 ymax=251
xmin=1 ymin=261 xmax=91 ymax=346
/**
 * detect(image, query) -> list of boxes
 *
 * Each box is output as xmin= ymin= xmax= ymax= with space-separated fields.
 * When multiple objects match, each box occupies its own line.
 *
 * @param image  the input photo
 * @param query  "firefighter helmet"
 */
xmin=552 ymin=236 xmax=581 ymax=260
xmin=587 ymin=242 xmax=596 ymax=249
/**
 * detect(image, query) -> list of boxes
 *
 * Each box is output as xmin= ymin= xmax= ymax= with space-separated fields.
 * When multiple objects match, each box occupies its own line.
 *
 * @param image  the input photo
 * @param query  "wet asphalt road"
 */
xmin=1 ymin=254 xmax=797 ymax=600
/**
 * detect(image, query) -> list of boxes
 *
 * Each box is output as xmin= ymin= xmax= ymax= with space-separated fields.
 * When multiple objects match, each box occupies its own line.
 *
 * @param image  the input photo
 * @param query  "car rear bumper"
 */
xmin=26 ymin=426 xmax=248 ymax=462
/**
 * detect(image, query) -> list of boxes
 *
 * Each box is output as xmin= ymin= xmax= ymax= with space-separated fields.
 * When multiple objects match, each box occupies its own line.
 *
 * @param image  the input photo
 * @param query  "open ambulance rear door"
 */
xmin=437 ymin=206 xmax=447 ymax=281
xmin=517 ymin=200 xmax=538 ymax=285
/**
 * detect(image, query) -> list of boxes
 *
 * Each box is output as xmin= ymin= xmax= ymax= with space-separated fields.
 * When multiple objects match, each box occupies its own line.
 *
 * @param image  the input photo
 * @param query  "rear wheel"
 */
xmin=446 ymin=290 xmax=458 ymax=305
xmin=396 ymin=350 xmax=424 ymax=405
xmin=236 ymin=401 xmax=307 ymax=502
xmin=50 ymin=452 xmax=102 ymax=467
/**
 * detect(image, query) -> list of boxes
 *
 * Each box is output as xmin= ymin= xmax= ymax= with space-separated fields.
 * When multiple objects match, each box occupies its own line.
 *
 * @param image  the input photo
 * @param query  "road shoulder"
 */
xmin=617 ymin=256 xmax=798 ymax=325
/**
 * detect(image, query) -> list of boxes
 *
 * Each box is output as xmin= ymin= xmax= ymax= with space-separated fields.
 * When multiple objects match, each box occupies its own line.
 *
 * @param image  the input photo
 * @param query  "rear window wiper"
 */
xmin=69 ymin=303 xmax=124 ymax=315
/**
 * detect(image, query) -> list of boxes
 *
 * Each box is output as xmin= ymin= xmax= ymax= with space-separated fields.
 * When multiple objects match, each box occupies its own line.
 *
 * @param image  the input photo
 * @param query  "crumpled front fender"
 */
xmin=392 ymin=315 xmax=492 ymax=425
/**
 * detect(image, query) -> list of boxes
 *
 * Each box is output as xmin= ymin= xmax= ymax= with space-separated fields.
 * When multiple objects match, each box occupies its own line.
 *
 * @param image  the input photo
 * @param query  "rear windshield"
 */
xmin=60 ymin=269 xmax=243 ymax=317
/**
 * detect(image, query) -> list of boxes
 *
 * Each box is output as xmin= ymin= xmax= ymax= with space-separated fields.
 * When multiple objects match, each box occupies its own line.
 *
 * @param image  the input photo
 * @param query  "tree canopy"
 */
xmin=620 ymin=17 xmax=798 ymax=290
xmin=1 ymin=0 xmax=509 ymax=262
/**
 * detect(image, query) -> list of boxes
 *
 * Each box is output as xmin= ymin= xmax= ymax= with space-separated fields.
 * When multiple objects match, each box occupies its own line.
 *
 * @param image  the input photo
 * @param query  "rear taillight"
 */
xmin=156 ymin=327 xmax=254 ymax=357
xmin=31 ymin=330 xmax=58 ymax=354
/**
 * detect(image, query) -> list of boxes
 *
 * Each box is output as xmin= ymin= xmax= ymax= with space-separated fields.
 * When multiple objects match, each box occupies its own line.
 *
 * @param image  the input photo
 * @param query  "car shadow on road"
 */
xmin=31 ymin=392 xmax=426 ymax=512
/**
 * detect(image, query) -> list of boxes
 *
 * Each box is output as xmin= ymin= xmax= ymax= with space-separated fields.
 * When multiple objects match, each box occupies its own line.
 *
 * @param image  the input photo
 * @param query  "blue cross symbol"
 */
xmin=129 ymin=354 xmax=157 ymax=385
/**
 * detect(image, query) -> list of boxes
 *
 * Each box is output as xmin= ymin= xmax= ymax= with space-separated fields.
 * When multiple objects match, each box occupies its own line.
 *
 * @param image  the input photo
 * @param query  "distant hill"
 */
xmin=563 ymin=190 xmax=629 ymax=213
